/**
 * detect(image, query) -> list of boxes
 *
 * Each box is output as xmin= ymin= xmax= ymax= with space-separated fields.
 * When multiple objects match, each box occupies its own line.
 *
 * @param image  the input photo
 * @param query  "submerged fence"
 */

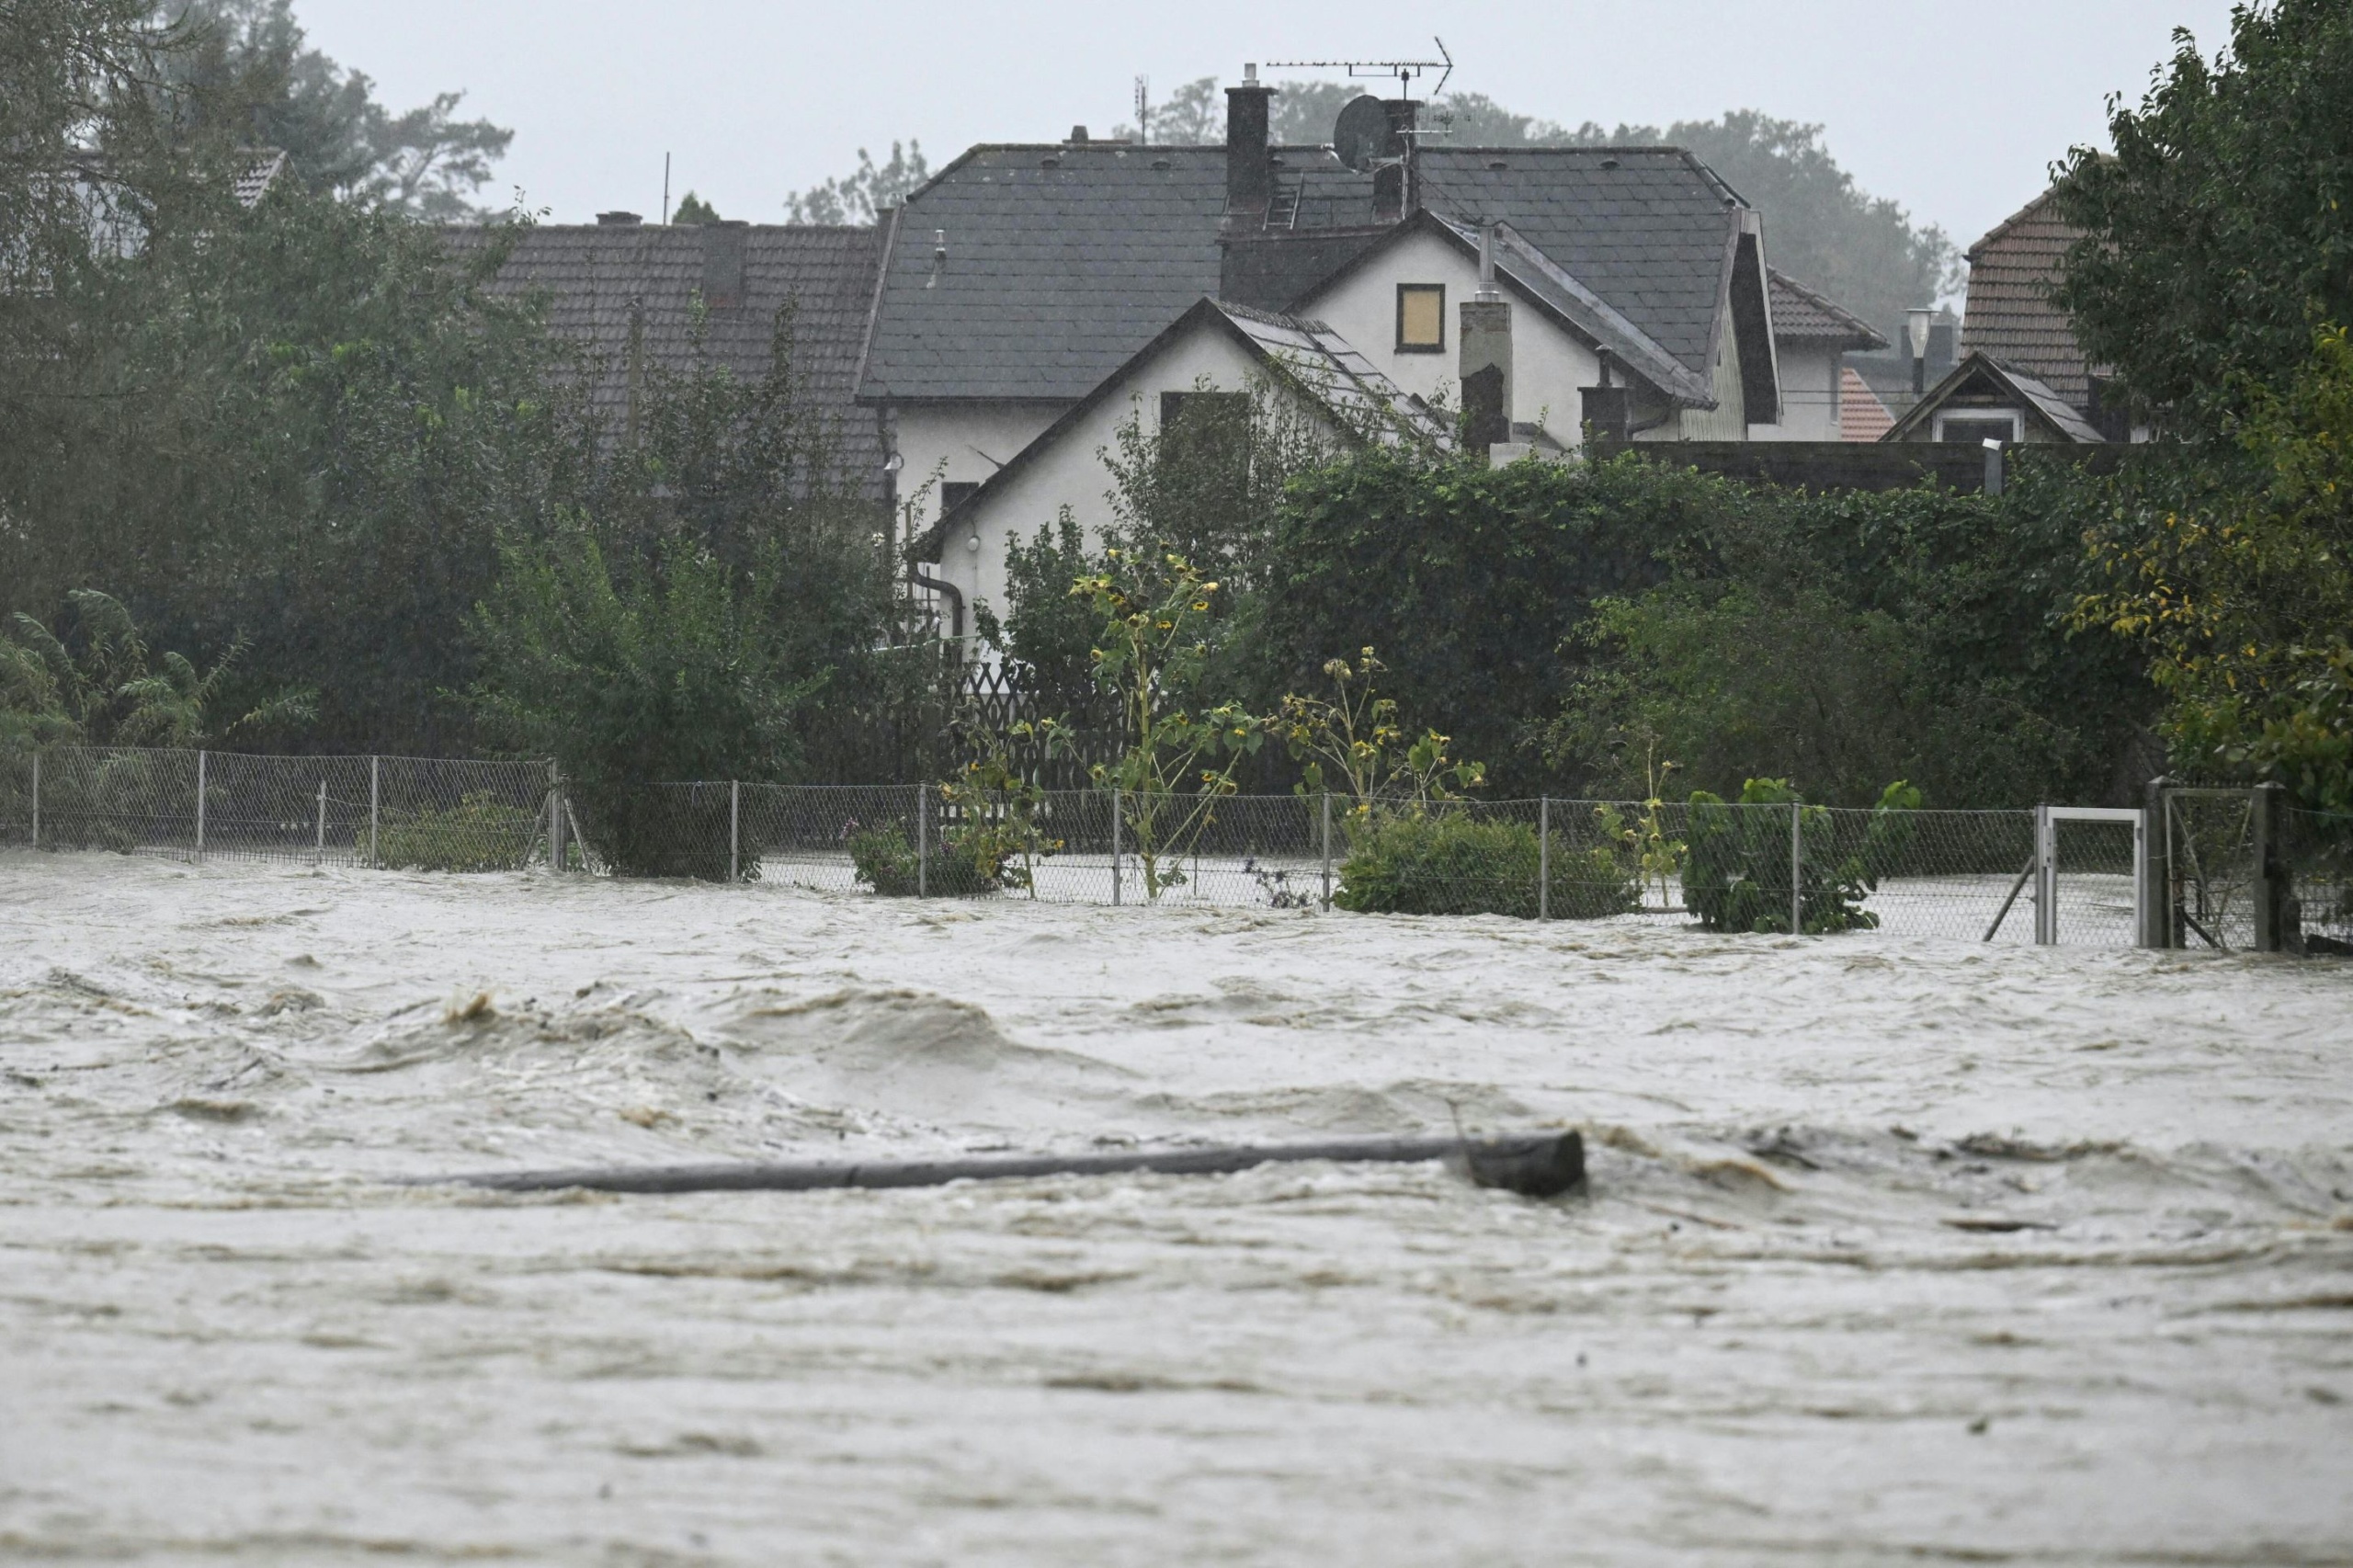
xmin=3 ymin=747 xmax=2347 ymax=954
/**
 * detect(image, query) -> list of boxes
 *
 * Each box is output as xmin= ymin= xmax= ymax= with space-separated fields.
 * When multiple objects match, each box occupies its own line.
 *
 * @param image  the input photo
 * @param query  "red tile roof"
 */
xmin=1961 ymin=189 xmax=2097 ymax=412
xmin=1839 ymin=367 xmax=1893 ymax=442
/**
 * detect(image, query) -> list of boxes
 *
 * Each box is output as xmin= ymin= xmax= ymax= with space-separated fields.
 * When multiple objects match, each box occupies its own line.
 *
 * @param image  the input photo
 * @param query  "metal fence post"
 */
xmin=729 ymin=779 xmax=740 ymax=885
xmin=1110 ymin=787 xmax=1122 ymax=906
xmin=549 ymin=760 xmax=563 ymax=873
xmin=2140 ymin=777 xmax=2173 ymax=948
xmin=1317 ymin=786 xmax=1336 ymax=908
xmin=1539 ymin=796 xmax=1551 ymax=922
xmin=313 ymin=778 xmax=326 ymax=868
xmin=195 ymin=749 xmax=206 ymax=861
xmin=2034 ymin=805 xmax=2055 ymax=945
xmin=2252 ymin=782 xmax=2281 ymax=953
xmin=1789 ymin=801 xmax=1802 ymax=936
xmin=28 ymin=751 xmax=37 ymax=848
xmin=368 ymin=756 xmax=380 ymax=869
xmin=915 ymin=783 xmax=927 ymax=898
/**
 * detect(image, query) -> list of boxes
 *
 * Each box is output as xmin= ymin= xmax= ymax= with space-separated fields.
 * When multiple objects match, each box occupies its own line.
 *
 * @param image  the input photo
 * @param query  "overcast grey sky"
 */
xmin=295 ymin=0 xmax=2240 ymax=248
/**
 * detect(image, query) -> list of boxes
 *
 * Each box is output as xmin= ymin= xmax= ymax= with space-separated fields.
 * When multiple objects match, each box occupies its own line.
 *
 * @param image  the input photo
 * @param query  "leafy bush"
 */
xmin=847 ymin=824 xmax=1006 ymax=898
xmin=1682 ymin=778 xmax=1920 ymax=934
xmin=1335 ymin=809 xmax=1635 ymax=920
xmin=376 ymin=792 xmax=540 ymax=872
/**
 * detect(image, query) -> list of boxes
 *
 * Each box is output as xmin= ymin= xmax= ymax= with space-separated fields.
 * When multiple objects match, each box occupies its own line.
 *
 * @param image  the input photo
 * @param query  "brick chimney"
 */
xmin=1225 ymin=64 xmax=1275 ymax=224
xmin=700 ymin=220 xmax=749 ymax=310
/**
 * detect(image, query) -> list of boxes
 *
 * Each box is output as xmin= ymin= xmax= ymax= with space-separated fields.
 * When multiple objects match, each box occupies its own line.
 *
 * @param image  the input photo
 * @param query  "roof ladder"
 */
xmin=1274 ymin=175 xmax=1302 ymax=231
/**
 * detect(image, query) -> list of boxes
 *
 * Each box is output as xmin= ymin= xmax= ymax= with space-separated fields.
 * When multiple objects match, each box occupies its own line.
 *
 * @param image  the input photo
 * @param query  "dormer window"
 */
xmin=1396 ymin=283 xmax=1446 ymax=353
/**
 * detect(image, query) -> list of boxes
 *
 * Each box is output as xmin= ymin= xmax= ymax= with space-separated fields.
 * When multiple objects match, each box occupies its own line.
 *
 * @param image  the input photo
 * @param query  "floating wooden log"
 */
xmin=423 ymin=1131 xmax=1586 ymax=1200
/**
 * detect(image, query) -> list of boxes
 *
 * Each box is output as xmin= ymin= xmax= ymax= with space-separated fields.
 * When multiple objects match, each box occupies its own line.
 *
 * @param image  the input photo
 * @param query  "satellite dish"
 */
xmin=1333 ymin=95 xmax=1391 ymax=173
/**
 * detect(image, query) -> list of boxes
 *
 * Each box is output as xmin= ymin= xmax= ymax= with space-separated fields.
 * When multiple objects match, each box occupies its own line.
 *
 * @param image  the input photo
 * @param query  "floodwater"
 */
xmin=3 ymin=851 xmax=2349 ymax=1565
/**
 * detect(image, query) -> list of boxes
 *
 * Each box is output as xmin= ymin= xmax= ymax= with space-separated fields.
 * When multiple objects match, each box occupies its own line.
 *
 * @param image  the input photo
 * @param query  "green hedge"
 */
xmin=1334 ymin=810 xmax=1636 ymax=919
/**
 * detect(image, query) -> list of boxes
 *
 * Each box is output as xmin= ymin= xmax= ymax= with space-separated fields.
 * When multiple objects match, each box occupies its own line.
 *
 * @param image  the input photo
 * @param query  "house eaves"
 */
xmin=1768 ymin=267 xmax=1889 ymax=351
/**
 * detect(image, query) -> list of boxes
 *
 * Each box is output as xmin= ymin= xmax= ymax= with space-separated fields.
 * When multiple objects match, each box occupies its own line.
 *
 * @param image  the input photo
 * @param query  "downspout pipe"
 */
xmin=909 ymin=567 xmax=963 ymax=642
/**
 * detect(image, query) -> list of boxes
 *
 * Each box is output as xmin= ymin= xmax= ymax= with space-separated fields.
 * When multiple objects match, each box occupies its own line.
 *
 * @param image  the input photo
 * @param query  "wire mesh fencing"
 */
xmin=0 ymin=748 xmax=553 ymax=870
xmin=2279 ymin=805 xmax=2353 ymax=955
xmin=7 ymin=746 xmax=2350 ymax=956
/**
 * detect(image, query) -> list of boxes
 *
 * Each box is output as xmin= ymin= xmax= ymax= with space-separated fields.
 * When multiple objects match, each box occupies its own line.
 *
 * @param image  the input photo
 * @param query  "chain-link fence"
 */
xmin=2279 ymin=804 xmax=2353 ymax=956
xmin=0 ymin=748 xmax=552 ymax=870
xmin=7 ymin=747 xmax=2350 ymax=956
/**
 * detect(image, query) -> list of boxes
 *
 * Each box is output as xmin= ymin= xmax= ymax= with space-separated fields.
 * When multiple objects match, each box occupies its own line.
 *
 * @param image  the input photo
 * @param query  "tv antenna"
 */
xmin=1263 ymin=35 xmax=1452 ymax=102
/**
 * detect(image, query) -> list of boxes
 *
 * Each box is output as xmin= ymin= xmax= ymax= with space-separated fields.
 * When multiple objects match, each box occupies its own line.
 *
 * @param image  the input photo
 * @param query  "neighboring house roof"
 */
xmin=1768 ymin=268 xmax=1887 ymax=350
xmin=912 ymin=295 xmax=1445 ymax=562
xmin=1839 ymin=367 xmax=1893 ymax=441
xmin=1411 ymin=148 xmax=1753 ymax=381
xmin=857 ymin=143 xmax=1235 ymax=404
xmin=1961 ymin=188 xmax=2095 ymax=411
xmin=858 ymin=142 xmax=1766 ymax=410
xmin=1431 ymin=213 xmax=1718 ymax=406
xmin=1881 ymin=351 xmax=2107 ymax=444
xmin=440 ymin=220 xmax=888 ymax=491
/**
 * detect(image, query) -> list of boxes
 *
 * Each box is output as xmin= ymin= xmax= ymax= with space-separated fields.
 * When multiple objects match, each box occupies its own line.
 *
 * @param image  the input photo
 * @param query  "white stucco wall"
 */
xmin=1747 ymin=344 xmax=1842 ymax=441
xmin=938 ymin=326 xmax=1328 ymax=638
xmin=1300 ymin=230 xmax=1602 ymax=447
xmin=887 ymin=402 xmax=1065 ymax=550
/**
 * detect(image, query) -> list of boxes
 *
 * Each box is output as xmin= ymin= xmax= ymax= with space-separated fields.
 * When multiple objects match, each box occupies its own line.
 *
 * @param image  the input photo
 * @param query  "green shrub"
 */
xmin=377 ymin=792 xmax=541 ymax=872
xmin=1335 ymin=810 xmax=1635 ymax=919
xmin=1682 ymin=778 xmax=1920 ymax=934
xmin=847 ymin=824 xmax=1006 ymax=897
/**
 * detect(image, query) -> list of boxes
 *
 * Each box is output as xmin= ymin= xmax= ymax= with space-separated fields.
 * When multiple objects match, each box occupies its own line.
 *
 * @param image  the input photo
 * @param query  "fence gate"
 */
xmin=2145 ymin=783 xmax=2288 ymax=952
xmin=2034 ymin=805 xmax=2147 ymax=947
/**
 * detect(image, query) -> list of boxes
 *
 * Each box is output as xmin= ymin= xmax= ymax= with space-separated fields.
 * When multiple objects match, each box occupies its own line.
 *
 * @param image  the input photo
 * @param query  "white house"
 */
xmin=910 ymin=296 xmax=1447 ymax=628
xmin=847 ymin=69 xmax=1882 ymax=646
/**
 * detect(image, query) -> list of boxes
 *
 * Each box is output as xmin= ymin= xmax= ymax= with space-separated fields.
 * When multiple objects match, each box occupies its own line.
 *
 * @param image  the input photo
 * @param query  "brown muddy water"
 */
xmin=3 ymin=851 xmax=2349 ymax=1565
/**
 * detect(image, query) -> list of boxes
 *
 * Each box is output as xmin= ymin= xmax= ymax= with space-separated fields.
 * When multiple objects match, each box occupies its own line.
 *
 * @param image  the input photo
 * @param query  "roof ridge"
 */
xmin=1967 ymin=186 xmax=2069 ymax=261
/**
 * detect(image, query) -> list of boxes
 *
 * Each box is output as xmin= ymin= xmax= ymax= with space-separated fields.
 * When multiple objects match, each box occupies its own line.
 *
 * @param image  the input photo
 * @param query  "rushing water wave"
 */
xmin=3 ymin=852 xmax=2349 ymax=1564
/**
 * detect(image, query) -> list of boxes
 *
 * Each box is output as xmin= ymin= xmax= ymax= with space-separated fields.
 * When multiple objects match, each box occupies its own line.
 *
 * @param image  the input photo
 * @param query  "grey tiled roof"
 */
xmin=858 ymin=145 xmax=1237 ymax=403
xmin=1427 ymin=214 xmax=1714 ymax=406
xmin=860 ymin=142 xmax=1751 ymax=405
xmin=440 ymin=221 xmax=888 ymax=493
xmin=1768 ymin=267 xmax=1887 ymax=349
xmin=1414 ymin=149 xmax=1741 ymax=377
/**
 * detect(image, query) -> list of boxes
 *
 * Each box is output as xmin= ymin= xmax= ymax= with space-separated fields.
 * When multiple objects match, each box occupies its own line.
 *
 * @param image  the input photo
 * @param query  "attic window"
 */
xmin=1396 ymin=283 xmax=1446 ymax=353
xmin=1486 ymin=158 xmax=1508 ymax=171
xmin=1151 ymin=157 xmax=1172 ymax=171
xmin=1599 ymin=157 xmax=1621 ymax=171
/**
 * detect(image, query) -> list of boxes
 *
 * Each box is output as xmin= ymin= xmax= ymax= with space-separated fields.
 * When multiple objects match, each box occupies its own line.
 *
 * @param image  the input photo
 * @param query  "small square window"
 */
xmin=1396 ymin=284 xmax=1445 ymax=352
xmin=941 ymin=481 xmax=980 ymax=515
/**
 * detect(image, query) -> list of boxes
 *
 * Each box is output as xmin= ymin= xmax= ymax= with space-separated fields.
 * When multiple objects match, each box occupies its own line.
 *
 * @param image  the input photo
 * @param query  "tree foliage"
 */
xmin=1257 ymin=446 xmax=2152 ymax=806
xmin=783 ymin=141 xmax=929 ymax=225
xmin=2052 ymin=0 xmax=2353 ymax=435
xmin=1 ymin=589 xmax=312 ymax=750
xmin=2077 ymin=325 xmax=2353 ymax=812
xmin=164 ymin=0 xmax=513 ymax=219
xmin=1551 ymin=457 xmax=2154 ymax=809
xmin=469 ymin=298 xmax=901 ymax=785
